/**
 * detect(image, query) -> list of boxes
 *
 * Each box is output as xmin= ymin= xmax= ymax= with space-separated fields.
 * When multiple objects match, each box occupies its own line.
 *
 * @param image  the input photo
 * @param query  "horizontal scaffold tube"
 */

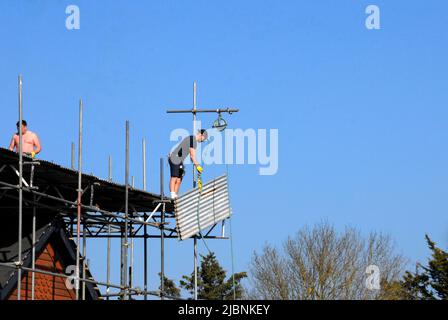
xmin=0 ymin=180 xmax=161 ymax=228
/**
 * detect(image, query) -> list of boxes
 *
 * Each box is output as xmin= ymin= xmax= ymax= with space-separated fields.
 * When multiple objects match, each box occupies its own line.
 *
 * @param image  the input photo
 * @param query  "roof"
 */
xmin=0 ymin=212 xmax=100 ymax=300
xmin=0 ymin=147 xmax=174 ymax=214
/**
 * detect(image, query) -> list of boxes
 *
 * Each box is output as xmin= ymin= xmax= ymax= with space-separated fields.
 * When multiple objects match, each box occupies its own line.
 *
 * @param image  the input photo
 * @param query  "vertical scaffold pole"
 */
xmin=76 ymin=99 xmax=83 ymax=300
xmin=165 ymin=82 xmax=239 ymax=301
xmin=193 ymin=81 xmax=198 ymax=301
xmin=130 ymin=200 xmax=134 ymax=293
xmin=17 ymin=75 xmax=23 ymax=300
xmin=123 ymin=120 xmax=130 ymax=299
xmin=106 ymin=223 xmax=111 ymax=300
xmin=130 ymin=177 xmax=134 ymax=293
xmin=31 ymin=193 xmax=36 ymax=300
xmin=82 ymin=217 xmax=86 ymax=300
xmin=143 ymin=139 xmax=148 ymax=300
xmin=130 ymin=238 xmax=134 ymax=291
xmin=71 ymin=142 xmax=75 ymax=170
xmin=143 ymin=139 xmax=147 ymax=191
xmin=107 ymin=155 xmax=112 ymax=300
xmin=120 ymin=226 xmax=126 ymax=298
xmin=160 ymin=158 xmax=165 ymax=300
xmin=193 ymin=81 xmax=197 ymax=186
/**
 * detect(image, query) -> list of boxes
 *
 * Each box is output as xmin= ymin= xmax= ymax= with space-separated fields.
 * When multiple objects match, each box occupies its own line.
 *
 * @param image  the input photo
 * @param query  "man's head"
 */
xmin=196 ymin=129 xmax=208 ymax=143
xmin=16 ymin=120 xmax=28 ymax=134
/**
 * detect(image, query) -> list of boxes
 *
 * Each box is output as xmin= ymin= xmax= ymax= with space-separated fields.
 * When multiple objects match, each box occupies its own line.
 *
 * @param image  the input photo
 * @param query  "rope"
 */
xmin=195 ymin=171 xmax=212 ymax=254
xmin=195 ymin=165 xmax=237 ymax=299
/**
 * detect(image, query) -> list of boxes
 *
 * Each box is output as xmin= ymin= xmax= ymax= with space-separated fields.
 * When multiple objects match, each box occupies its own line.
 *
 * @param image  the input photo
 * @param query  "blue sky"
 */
xmin=1 ymin=0 xmax=447 ymax=298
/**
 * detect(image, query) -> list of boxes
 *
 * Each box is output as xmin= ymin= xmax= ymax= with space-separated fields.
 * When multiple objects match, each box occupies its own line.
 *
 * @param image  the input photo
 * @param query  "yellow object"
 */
xmin=198 ymin=179 xmax=203 ymax=191
xmin=31 ymin=151 xmax=36 ymax=158
xmin=196 ymin=165 xmax=203 ymax=173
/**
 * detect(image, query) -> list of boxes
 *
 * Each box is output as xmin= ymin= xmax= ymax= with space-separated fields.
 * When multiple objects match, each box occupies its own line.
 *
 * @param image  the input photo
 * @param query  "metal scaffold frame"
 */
xmin=0 ymin=76 xmax=232 ymax=301
xmin=166 ymin=81 xmax=239 ymax=300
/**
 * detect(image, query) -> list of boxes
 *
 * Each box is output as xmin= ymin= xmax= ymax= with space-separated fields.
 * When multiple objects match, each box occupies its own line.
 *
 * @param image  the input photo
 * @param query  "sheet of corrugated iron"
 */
xmin=0 ymin=147 xmax=172 ymax=212
xmin=174 ymin=174 xmax=231 ymax=240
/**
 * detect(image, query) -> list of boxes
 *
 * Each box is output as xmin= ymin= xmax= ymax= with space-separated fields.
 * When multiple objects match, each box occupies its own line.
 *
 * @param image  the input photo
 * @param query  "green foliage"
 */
xmin=376 ymin=279 xmax=408 ymax=300
xmin=158 ymin=273 xmax=181 ymax=298
xmin=180 ymin=252 xmax=247 ymax=300
xmin=400 ymin=235 xmax=448 ymax=300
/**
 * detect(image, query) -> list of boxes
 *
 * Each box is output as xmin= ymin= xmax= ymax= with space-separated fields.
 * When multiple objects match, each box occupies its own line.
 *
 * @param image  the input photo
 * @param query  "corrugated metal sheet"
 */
xmin=0 ymin=147 xmax=172 ymax=213
xmin=174 ymin=174 xmax=231 ymax=240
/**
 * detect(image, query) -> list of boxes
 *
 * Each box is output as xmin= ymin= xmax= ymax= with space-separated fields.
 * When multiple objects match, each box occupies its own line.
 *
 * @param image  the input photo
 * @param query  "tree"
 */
xmin=247 ymin=222 xmax=406 ymax=300
xmin=399 ymin=235 xmax=448 ymax=300
xmin=158 ymin=273 xmax=181 ymax=298
xmin=180 ymin=252 xmax=247 ymax=300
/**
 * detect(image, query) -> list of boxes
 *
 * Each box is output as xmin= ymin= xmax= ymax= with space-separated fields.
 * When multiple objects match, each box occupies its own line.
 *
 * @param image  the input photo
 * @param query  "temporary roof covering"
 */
xmin=0 ymin=147 xmax=173 ymax=214
xmin=174 ymin=174 xmax=231 ymax=240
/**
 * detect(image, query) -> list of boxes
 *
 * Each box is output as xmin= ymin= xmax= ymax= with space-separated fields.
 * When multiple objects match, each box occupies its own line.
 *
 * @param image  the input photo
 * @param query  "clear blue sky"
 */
xmin=1 ymin=0 xmax=447 ymax=297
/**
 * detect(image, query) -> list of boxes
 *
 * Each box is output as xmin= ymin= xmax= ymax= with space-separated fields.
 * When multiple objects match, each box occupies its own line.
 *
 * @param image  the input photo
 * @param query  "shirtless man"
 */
xmin=9 ymin=120 xmax=41 ymax=158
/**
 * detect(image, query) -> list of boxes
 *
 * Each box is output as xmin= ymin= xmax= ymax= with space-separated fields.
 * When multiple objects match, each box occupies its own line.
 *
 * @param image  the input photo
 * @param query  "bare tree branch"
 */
xmin=247 ymin=222 xmax=406 ymax=300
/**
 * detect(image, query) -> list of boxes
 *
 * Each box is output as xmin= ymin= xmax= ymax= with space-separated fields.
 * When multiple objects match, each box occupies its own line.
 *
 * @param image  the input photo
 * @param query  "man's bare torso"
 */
xmin=11 ymin=131 xmax=38 ymax=153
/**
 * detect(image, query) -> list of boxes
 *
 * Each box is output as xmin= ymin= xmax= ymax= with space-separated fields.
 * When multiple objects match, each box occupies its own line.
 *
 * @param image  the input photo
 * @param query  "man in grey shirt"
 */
xmin=168 ymin=129 xmax=208 ymax=199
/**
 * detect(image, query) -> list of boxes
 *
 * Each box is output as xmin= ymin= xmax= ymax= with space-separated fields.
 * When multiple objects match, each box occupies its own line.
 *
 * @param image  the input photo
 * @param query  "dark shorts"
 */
xmin=168 ymin=157 xmax=185 ymax=178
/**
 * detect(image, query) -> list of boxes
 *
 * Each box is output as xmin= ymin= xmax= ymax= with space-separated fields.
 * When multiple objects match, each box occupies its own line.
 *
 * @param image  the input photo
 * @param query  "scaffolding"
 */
xmin=0 ymin=76 xmax=235 ymax=300
xmin=166 ymin=81 xmax=239 ymax=299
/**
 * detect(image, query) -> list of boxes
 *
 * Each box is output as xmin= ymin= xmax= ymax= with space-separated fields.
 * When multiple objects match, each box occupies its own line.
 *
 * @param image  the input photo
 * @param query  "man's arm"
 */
xmin=189 ymin=147 xmax=199 ymax=167
xmin=33 ymin=133 xmax=41 ymax=154
xmin=8 ymin=136 xmax=15 ymax=151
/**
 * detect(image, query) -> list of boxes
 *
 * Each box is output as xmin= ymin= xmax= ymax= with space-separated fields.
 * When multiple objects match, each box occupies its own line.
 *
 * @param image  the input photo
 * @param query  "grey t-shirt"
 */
xmin=170 ymin=135 xmax=197 ymax=164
